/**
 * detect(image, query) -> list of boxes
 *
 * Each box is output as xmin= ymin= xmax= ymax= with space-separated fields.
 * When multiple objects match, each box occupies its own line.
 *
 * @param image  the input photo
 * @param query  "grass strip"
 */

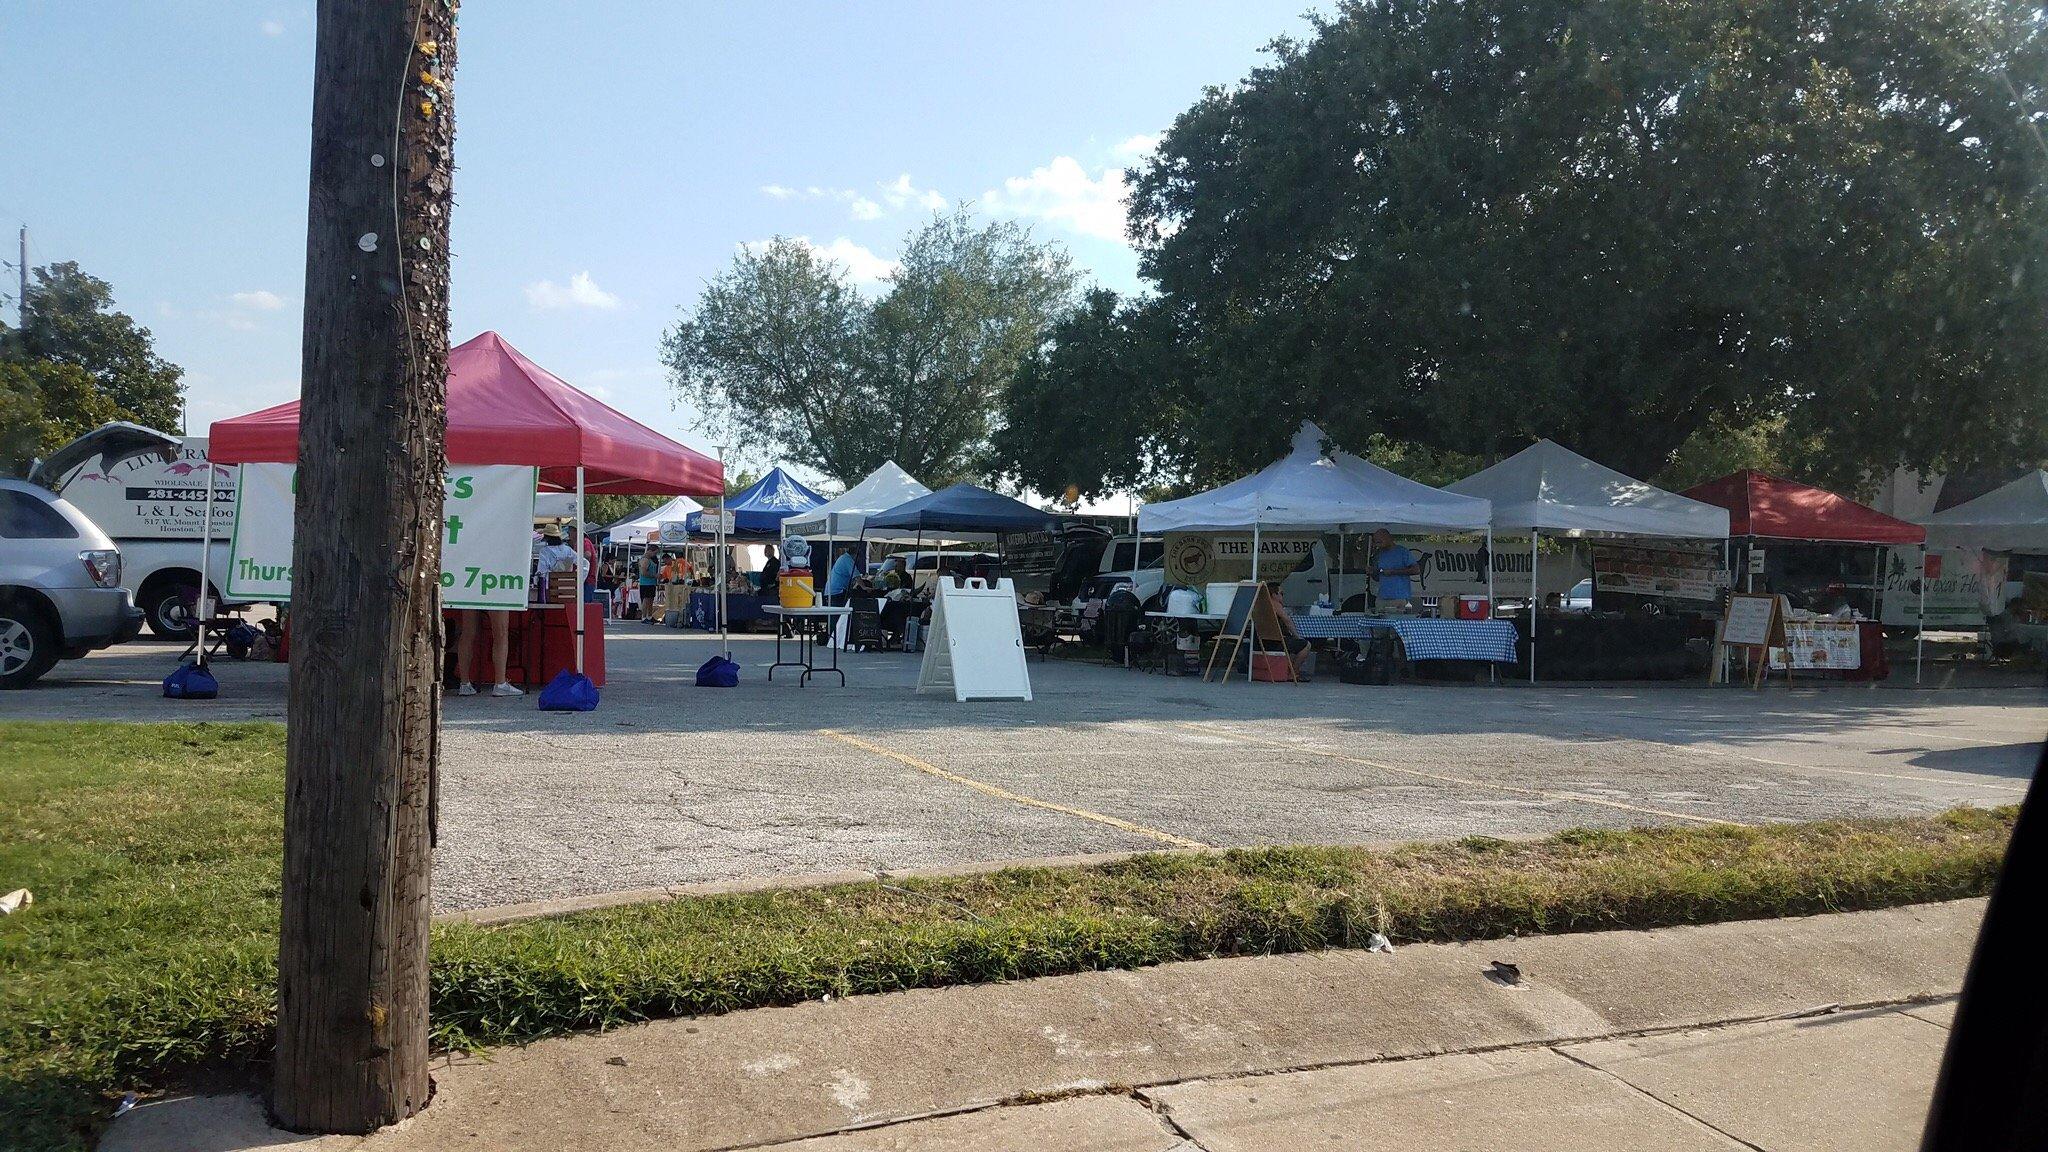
xmin=0 ymin=720 xmax=2016 ymax=1151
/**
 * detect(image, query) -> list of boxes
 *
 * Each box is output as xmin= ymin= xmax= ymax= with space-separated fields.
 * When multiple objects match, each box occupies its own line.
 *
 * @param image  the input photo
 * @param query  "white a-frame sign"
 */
xmin=916 ymin=577 xmax=1034 ymax=702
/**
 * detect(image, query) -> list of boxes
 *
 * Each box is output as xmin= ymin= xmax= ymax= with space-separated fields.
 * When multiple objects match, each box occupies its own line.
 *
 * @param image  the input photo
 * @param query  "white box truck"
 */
xmin=49 ymin=433 xmax=240 ymax=639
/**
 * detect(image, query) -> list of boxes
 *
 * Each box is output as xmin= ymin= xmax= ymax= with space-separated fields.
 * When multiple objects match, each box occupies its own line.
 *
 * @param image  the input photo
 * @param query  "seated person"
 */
xmin=1251 ymin=580 xmax=1315 ymax=679
xmin=876 ymin=555 xmax=908 ymax=592
xmin=824 ymin=545 xmax=859 ymax=605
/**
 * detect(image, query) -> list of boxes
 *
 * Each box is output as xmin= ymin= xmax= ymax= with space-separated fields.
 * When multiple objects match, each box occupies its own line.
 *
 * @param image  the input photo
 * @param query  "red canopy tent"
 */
xmin=1680 ymin=470 xmax=1924 ymax=544
xmin=208 ymin=331 xmax=722 ymax=495
xmin=205 ymin=331 xmax=722 ymax=678
xmin=1683 ymin=470 xmax=1930 ymax=681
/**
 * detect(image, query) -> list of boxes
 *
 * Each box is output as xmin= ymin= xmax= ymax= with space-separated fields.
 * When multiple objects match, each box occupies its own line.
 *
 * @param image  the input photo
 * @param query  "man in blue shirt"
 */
xmin=1368 ymin=528 xmax=1422 ymax=611
xmin=824 ymin=545 xmax=859 ymax=604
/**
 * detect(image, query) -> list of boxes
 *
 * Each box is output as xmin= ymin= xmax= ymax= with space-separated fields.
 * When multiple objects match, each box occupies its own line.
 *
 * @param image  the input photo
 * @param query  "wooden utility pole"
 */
xmin=273 ymin=0 xmax=456 ymax=1133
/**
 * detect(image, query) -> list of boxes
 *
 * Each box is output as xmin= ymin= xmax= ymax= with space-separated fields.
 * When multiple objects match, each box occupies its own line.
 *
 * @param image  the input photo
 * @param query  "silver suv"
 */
xmin=0 ymin=477 xmax=145 ymax=688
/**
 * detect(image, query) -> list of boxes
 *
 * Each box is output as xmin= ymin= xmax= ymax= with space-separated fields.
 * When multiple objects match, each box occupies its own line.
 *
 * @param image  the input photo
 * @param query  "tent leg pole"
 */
xmin=574 ymin=467 xmax=586 ymax=674
xmin=1336 ymin=527 xmax=1345 ymax=607
xmin=197 ymin=463 xmax=216 ymax=667
xmin=717 ymin=451 xmax=729 ymax=657
xmin=1529 ymin=531 xmax=1538 ymax=684
xmin=1917 ymin=544 xmax=1926 ymax=685
xmin=1486 ymin=527 xmax=1496 ymax=684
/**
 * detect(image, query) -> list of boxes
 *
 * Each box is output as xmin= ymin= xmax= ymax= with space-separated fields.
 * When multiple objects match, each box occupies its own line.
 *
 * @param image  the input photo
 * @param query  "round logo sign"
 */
xmin=1171 ymin=536 xmax=1214 ymax=581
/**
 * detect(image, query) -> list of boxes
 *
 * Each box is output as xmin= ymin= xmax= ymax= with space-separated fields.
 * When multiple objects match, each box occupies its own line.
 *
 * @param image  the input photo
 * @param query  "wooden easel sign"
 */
xmin=917 ymin=577 xmax=1033 ymax=702
xmin=1203 ymin=582 xmax=1297 ymax=685
xmin=1714 ymin=592 xmax=1787 ymax=688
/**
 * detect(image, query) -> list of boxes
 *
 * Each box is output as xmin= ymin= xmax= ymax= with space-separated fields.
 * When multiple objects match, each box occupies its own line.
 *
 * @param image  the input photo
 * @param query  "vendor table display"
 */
xmin=1288 ymin=612 xmax=1519 ymax=664
xmin=1772 ymin=619 xmax=1888 ymax=681
xmin=688 ymin=590 xmax=767 ymax=631
xmin=762 ymin=605 xmax=850 ymax=686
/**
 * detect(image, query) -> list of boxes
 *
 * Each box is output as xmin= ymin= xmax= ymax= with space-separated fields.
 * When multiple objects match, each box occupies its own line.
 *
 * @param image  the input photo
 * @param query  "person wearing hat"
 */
xmin=537 ymin=526 xmax=579 ymax=585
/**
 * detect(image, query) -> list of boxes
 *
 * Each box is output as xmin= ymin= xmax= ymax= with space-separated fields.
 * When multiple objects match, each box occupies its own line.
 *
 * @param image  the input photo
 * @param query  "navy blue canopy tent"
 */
xmin=686 ymin=466 xmax=826 ymax=538
xmin=864 ymin=483 xmax=1053 ymax=536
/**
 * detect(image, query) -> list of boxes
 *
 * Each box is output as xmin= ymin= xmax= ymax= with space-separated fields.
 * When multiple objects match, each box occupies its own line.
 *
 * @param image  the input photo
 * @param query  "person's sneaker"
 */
xmin=490 ymin=682 xmax=524 ymax=698
xmin=456 ymin=682 xmax=477 ymax=697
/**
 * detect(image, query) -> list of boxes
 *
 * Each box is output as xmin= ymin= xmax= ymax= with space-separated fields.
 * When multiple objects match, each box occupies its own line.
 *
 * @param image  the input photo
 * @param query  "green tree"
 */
xmin=1121 ymin=0 xmax=2048 ymax=489
xmin=993 ymin=289 xmax=1187 ymax=500
xmin=664 ymin=210 xmax=1076 ymax=485
xmin=0 ymin=359 xmax=120 ymax=475
xmin=0 ymin=261 xmax=185 ymax=435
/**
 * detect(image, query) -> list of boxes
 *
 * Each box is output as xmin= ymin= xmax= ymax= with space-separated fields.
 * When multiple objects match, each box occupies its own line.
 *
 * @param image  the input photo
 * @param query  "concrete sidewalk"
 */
xmin=103 ymin=900 xmax=1980 ymax=1152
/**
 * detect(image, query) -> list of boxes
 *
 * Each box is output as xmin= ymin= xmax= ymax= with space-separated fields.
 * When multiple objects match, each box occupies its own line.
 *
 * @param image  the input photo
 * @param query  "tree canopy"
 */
xmin=1004 ymin=0 xmax=2048 ymax=494
xmin=663 ymin=211 xmax=1076 ymax=486
xmin=1 ymin=261 xmax=186 ymax=449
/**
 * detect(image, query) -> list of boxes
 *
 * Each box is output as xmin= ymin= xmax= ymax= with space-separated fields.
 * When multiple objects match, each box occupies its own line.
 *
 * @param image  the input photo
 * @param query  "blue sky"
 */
xmin=0 ymin=1 xmax=1320 ymax=464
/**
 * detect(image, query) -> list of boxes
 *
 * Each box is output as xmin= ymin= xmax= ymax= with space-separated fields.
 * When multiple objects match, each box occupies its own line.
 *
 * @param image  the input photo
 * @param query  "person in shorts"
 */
xmin=453 ymin=608 xmax=521 ymax=697
xmin=1368 ymin=528 xmax=1422 ymax=613
xmin=1252 ymin=579 xmax=1315 ymax=679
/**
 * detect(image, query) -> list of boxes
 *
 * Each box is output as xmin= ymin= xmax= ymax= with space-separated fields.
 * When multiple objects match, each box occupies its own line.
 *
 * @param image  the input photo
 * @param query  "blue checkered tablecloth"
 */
xmin=1287 ymin=614 xmax=1383 ymax=640
xmin=1288 ymin=612 xmax=1519 ymax=664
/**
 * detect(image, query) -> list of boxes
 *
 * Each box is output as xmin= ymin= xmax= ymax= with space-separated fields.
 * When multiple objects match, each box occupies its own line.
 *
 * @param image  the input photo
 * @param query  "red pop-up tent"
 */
xmin=1680 ymin=470 xmax=1924 ymax=544
xmin=1683 ymin=470 xmax=1930 ymax=681
xmin=206 ymin=331 xmax=722 ymax=678
xmin=208 ymin=331 xmax=722 ymax=495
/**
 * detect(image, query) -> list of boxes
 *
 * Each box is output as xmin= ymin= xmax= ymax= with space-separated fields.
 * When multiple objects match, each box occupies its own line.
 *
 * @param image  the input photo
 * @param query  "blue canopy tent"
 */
xmin=686 ymin=466 xmax=826 ymax=539
xmin=865 ymin=483 xmax=1054 ymax=536
xmin=859 ymin=483 xmax=1054 ymax=588
xmin=683 ymin=467 xmax=824 ymax=649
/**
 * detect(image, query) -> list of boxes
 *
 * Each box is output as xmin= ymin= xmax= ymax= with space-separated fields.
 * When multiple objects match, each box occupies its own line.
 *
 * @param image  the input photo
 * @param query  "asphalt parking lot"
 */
xmin=4 ymin=622 xmax=2040 ymax=912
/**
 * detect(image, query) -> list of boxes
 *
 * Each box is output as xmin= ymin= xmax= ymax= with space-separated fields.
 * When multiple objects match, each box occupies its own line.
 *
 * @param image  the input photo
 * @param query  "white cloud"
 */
xmin=758 ymin=179 xmax=938 ymax=222
xmin=260 ymin=18 xmax=284 ymax=35
xmin=1114 ymin=133 xmax=1161 ymax=160
xmin=524 ymin=271 xmax=621 ymax=311
xmin=881 ymin=173 xmax=947 ymax=212
xmin=811 ymin=238 xmax=898 ymax=283
xmin=982 ymin=156 xmax=1132 ymax=245
xmin=230 ymin=289 xmax=286 ymax=311
xmin=744 ymin=236 xmax=898 ymax=286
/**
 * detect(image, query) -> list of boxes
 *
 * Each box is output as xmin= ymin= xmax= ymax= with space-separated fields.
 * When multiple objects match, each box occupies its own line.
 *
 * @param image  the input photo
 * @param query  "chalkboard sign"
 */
xmin=1719 ymin=593 xmax=1783 ymax=648
xmin=1715 ymin=592 xmax=1789 ymax=688
xmin=1219 ymin=581 xmax=1259 ymax=640
xmin=1203 ymin=582 xmax=1266 ymax=684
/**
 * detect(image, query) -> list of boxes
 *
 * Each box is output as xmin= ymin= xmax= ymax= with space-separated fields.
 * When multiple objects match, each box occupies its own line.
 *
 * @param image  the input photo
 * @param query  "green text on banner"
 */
xmin=225 ymin=463 xmax=538 ymax=609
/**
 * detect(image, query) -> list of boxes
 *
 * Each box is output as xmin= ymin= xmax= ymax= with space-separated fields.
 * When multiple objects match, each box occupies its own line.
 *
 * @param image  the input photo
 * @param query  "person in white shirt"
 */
xmin=536 ymin=527 xmax=579 ymax=581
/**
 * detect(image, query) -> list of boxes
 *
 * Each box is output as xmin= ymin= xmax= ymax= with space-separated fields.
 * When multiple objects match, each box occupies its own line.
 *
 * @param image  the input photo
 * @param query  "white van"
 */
xmin=47 ymin=432 xmax=239 ymax=639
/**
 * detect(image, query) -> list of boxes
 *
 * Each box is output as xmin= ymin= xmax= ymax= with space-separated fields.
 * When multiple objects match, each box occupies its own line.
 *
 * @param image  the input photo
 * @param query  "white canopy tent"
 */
xmin=1922 ymin=470 xmax=2048 ymax=553
xmin=603 ymin=494 xmax=704 ymax=546
xmin=1138 ymin=421 xmax=1495 ymax=602
xmin=780 ymin=460 xmax=931 ymax=541
xmin=1445 ymin=439 xmax=1732 ymax=680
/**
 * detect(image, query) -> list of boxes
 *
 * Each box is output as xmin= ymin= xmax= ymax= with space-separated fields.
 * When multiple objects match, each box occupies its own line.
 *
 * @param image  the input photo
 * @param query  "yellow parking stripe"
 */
xmin=1174 ymin=722 xmax=1746 ymax=828
xmin=821 ymin=729 xmax=1211 ymax=850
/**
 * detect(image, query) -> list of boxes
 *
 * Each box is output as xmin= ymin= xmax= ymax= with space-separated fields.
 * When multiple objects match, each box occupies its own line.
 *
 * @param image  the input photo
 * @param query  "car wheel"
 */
xmin=143 ymin=583 xmax=200 ymax=640
xmin=0 ymin=607 xmax=59 ymax=689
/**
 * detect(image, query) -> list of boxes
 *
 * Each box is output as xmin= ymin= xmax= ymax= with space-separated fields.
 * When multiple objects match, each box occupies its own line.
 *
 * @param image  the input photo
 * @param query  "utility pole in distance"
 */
xmin=272 ymin=0 xmax=456 ymax=1134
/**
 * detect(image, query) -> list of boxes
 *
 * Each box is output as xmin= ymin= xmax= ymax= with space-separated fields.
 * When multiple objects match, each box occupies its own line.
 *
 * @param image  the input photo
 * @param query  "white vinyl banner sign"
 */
xmin=226 ymin=463 xmax=538 ymax=609
xmin=1879 ymin=547 xmax=1991 ymax=629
